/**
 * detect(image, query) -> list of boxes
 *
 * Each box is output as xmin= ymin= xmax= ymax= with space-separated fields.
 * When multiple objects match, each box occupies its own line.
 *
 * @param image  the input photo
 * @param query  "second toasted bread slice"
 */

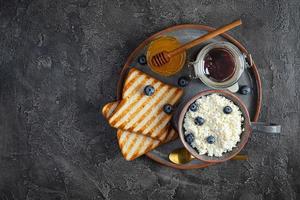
xmin=117 ymin=130 xmax=160 ymax=161
xmin=102 ymin=101 xmax=178 ymax=160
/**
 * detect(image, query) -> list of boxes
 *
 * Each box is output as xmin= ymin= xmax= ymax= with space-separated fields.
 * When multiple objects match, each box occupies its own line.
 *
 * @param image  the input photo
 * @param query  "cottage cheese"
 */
xmin=183 ymin=94 xmax=244 ymax=157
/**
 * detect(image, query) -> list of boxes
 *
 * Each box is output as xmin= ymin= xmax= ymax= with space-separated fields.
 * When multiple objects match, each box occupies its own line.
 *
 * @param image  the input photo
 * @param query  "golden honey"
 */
xmin=146 ymin=36 xmax=186 ymax=76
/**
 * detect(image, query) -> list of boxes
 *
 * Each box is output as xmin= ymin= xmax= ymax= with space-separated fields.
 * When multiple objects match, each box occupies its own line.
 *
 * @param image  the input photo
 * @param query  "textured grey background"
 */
xmin=0 ymin=0 xmax=299 ymax=199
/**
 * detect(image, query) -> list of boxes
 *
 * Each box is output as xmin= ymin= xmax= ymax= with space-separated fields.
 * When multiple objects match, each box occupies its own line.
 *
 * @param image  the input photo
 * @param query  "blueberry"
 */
xmin=239 ymin=85 xmax=251 ymax=95
xmin=137 ymin=55 xmax=147 ymax=65
xmin=144 ymin=85 xmax=155 ymax=96
xmin=178 ymin=76 xmax=190 ymax=87
xmin=185 ymin=133 xmax=194 ymax=144
xmin=223 ymin=106 xmax=232 ymax=114
xmin=206 ymin=135 xmax=215 ymax=144
xmin=194 ymin=116 xmax=205 ymax=126
xmin=163 ymin=104 xmax=173 ymax=114
xmin=189 ymin=103 xmax=198 ymax=112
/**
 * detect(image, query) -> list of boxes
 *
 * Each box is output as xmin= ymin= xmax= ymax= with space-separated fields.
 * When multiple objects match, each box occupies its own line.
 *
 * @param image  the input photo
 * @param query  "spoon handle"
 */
xmin=231 ymin=154 xmax=248 ymax=161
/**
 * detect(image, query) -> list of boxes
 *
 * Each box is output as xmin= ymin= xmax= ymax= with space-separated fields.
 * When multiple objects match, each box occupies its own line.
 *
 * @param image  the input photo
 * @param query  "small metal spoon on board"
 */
xmin=169 ymin=148 xmax=248 ymax=165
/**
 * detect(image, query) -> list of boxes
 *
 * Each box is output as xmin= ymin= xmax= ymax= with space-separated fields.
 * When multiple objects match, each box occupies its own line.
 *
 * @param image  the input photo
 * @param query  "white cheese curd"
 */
xmin=183 ymin=94 xmax=244 ymax=157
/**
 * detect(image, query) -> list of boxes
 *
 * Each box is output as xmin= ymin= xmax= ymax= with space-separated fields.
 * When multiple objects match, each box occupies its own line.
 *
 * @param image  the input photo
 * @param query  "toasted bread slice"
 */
xmin=103 ymin=101 xmax=168 ymax=142
xmin=103 ymin=101 xmax=160 ymax=160
xmin=116 ymin=128 xmax=177 ymax=160
xmin=116 ymin=128 xmax=178 ymax=161
xmin=108 ymin=68 xmax=183 ymax=140
xmin=117 ymin=130 xmax=160 ymax=160
xmin=102 ymin=101 xmax=178 ymax=160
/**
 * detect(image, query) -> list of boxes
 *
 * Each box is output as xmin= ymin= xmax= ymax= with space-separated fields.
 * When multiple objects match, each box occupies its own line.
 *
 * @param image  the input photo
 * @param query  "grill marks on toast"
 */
xmin=156 ymin=90 xmax=182 ymax=133
xmin=117 ymin=130 xmax=160 ymax=161
xmin=141 ymin=88 xmax=182 ymax=138
xmin=109 ymin=79 xmax=160 ymax=128
xmin=123 ymin=73 xmax=145 ymax=98
xmin=122 ymin=69 xmax=140 ymax=94
xmin=150 ymin=90 xmax=183 ymax=137
xmin=109 ymin=68 xmax=183 ymax=140
xmin=143 ymin=89 xmax=183 ymax=137
xmin=117 ymin=132 xmax=125 ymax=150
xmin=123 ymin=81 xmax=166 ymax=130
xmin=127 ymin=134 xmax=151 ymax=160
xmin=110 ymin=73 xmax=150 ymax=125
xmin=102 ymin=102 xmax=119 ymax=119
xmin=124 ymin=69 xmax=140 ymax=83
xmin=114 ymin=79 xmax=160 ymax=130
xmin=126 ymin=133 xmax=144 ymax=159
xmin=102 ymin=101 xmax=177 ymax=161
xmin=124 ymin=84 xmax=172 ymax=140
xmin=124 ymin=132 xmax=140 ymax=159
xmin=103 ymin=102 xmax=160 ymax=160
xmin=102 ymin=102 xmax=118 ymax=118
xmin=121 ymin=132 xmax=136 ymax=156
xmin=131 ymin=87 xmax=177 ymax=133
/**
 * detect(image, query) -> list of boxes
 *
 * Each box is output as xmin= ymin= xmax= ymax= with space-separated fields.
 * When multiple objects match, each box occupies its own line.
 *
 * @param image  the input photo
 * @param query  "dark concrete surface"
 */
xmin=0 ymin=0 xmax=299 ymax=199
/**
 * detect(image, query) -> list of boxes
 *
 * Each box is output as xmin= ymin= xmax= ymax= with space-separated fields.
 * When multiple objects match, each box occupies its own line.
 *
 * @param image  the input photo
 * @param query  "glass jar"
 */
xmin=189 ymin=41 xmax=245 ymax=91
xmin=146 ymin=36 xmax=186 ymax=76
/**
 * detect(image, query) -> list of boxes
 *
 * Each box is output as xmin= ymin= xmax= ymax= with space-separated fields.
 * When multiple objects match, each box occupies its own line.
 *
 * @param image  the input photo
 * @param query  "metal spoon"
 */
xmin=169 ymin=148 xmax=248 ymax=165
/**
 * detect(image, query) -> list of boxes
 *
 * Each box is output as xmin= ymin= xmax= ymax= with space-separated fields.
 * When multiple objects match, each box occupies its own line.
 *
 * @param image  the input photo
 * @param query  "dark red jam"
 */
xmin=203 ymin=48 xmax=236 ymax=82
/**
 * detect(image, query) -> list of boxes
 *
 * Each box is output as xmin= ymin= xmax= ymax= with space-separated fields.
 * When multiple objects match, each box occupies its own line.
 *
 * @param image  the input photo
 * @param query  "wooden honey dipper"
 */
xmin=150 ymin=19 xmax=242 ymax=67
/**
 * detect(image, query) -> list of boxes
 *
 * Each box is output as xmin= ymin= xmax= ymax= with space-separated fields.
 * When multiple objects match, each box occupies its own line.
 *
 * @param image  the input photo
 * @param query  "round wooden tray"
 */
xmin=117 ymin=24 xmax=262 ymax=169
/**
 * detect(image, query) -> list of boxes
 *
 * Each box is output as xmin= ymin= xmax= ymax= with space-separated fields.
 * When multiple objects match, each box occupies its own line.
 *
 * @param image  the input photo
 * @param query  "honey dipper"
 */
xmin=150 ymin=19 xmax=242 ymax=67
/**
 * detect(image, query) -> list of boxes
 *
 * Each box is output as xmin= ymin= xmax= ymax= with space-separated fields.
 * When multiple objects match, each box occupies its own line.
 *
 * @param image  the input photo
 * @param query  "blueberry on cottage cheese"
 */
xmin=163 ymin=104 xmax=173 ymax=114
xmin=137 ymin=54 xmax=147 ymax=65
xmin=223 ymin=106 xmax=232 ymax=114
xmin=206 ymin=135 xmax=216 ymax=144
xmin=178 ymin=76 xmax=189 ymax=87
xmin=185 ymin=133 xmax=194 ymax=144
xmin=189 ymin=103 xmax=198 ymax=112
xmin=144 ymin=85 xmax=155 ymax=96
xmin=194 ymin=116 xmax=205 ymax=126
